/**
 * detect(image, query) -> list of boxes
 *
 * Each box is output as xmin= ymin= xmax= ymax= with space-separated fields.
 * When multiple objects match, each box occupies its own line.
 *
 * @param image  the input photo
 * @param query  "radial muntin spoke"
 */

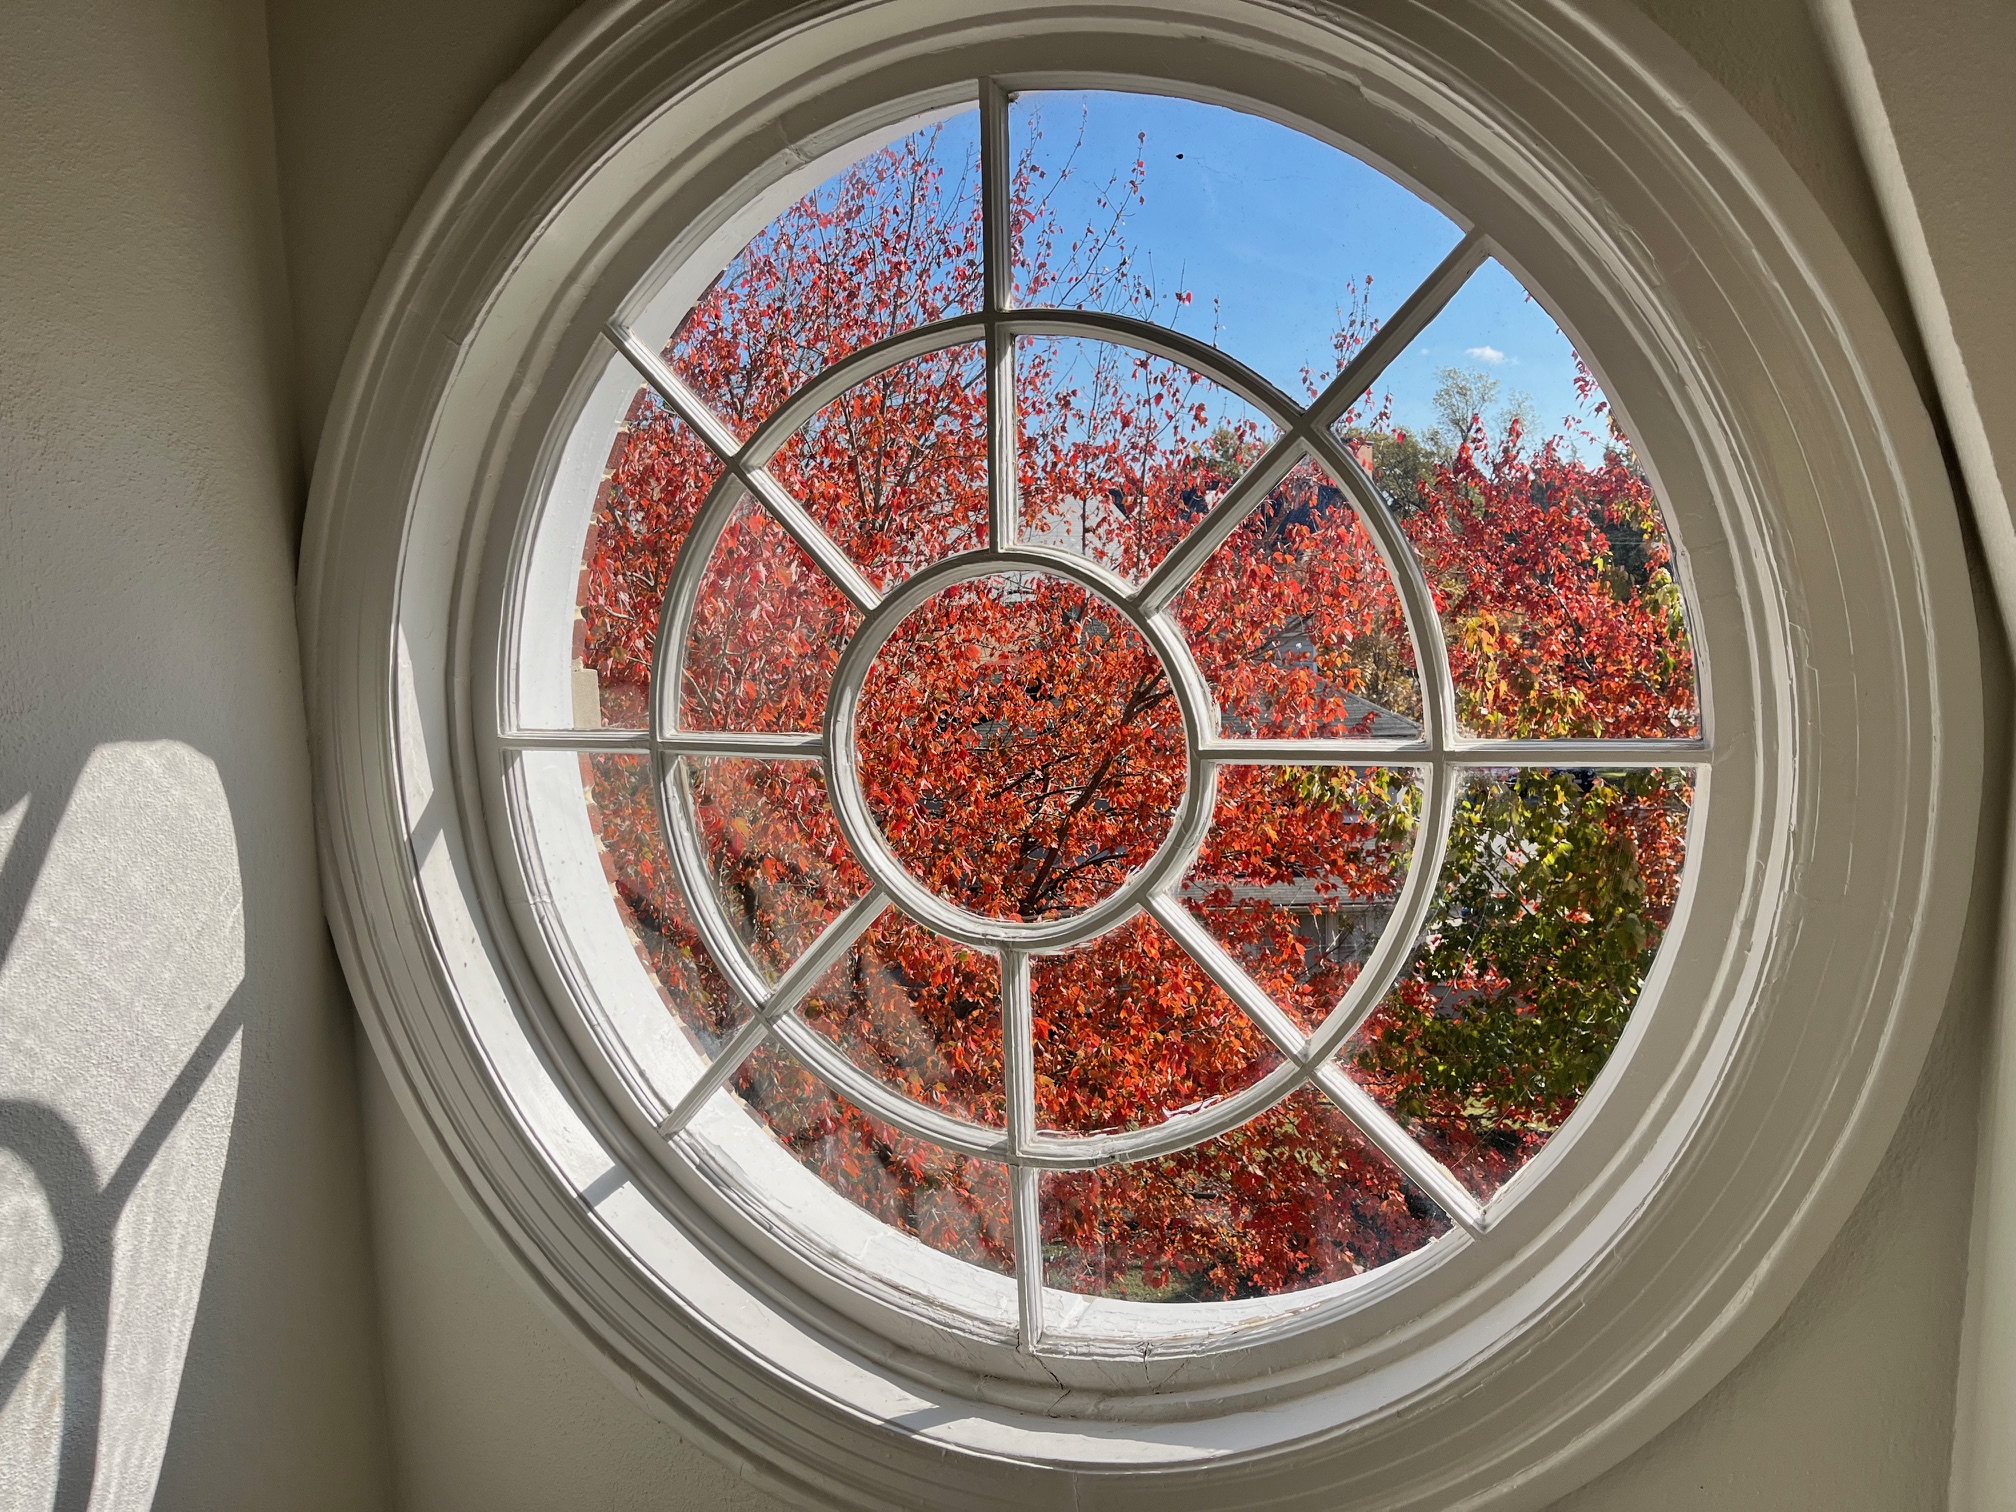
xmin=770 ymin=1014 xmax=1011 ymax=1160
xmin=1310 ymin=1063 xmax=1485 ymax=1235
xmin=655 ymin=1013 xmax=771 ymax=1138
xmin=1134 ymin=435 xmax=1307 ymax=616
xmin=742 ymin=468 xmax=880 ymax=614
xmin=1150 ymin=750 xmax=1483 ymax=1217
xmin=1307 ymin=228 xmax=1489 ymax=430
xmin=501 ymin=727 xmax=652 ymax=752
xmin=998 ymin=948 xmax=1044 ymax=1348
xmin=1148 ymin=894 xmax=1487 ymax=1237
xmin=659 ymin=730 xmax=823 ymax=759
xmin=655 ymin=888 xmax=891 ymax=1138
xmin=604 ymin=320 xmax=743 ymax=459
xmin=603 ymin=320 xmax=882 ymax=618
xmin=1448 ymin=738 xmax=1709 ymax=768
xmin=1199 ymin=737 xmax=1430 ymax=765
xmin=980 ymin=78 xmax=1017 ymax=555
xmin=1145 ymin=893 xmax=1311 ymax=1062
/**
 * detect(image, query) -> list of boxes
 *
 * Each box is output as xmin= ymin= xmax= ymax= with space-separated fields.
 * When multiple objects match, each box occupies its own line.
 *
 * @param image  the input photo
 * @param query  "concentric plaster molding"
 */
xmin=299 ymin=2 xmax=1980 ymax=1506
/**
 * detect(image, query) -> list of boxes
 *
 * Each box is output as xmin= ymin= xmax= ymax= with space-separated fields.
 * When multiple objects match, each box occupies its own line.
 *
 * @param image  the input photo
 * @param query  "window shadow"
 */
xmin=0 ymin=999 xmax=245 ymax=1512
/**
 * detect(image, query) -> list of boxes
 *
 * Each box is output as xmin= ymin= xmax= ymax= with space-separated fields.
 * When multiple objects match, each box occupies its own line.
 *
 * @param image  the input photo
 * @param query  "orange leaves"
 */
xmin=855 ymin=575 xmax=1185 ymax=922
xmin=1016 ymin=337 xmax=1276 ymax=584
xmin=768 ymin=345 xmax=990 ymax=591
xmin=1396 ymin=436 xmax=1698 ymax=739
xmin=801 ymin=910 xmax=1006 ymax=1127
xmin=680 ymin=499 xmax=857 ymax=733
xmin=732 ymin=1041 xmax=1014 ymax=1274
xmin=1031 ymin=915 xmax=1284 ymax=1135
xmin=1184 ymin=766 xmax=1416 ymax=1030
xmin=1179 ymin=459 xmax=1421 ymax=737
xmin=577 ymin=404 xmax=724 ymax=725
xmin=665 ymin=118 xmax=985 ymax=440
xmin=581 ymin=753 xmax=748 ymax=1050
xmin=1043 ymin=1089 xmax=1449 ymax=1300
xmin=689 ymin=758 xmax=866 ymax=982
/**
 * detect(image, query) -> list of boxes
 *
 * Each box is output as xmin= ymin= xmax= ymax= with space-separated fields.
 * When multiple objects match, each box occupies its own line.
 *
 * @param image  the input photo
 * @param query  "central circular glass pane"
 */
xmin=854 ymin=572 xmax=1186 ymax=921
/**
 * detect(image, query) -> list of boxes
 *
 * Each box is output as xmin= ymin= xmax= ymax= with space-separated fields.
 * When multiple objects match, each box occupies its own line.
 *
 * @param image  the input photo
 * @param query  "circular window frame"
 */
xmin=300 ymin=3 xmax=1980 ymax=1508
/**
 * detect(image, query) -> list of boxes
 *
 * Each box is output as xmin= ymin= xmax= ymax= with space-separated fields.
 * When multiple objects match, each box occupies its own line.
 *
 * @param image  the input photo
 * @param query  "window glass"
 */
xmin=679 ymin=496 xmax=857 ymax=733
xmin=1183 ymin=766 xmax=1418 ymax=1032
xmin=854 ymin=574 xmax=1186 ymax=921
xmin=768 ymin=343 xmax=990 ymax=591
xmin=1340 ymin=259 xmax=1700 ymax=739
xmin=526 ymin=85 xmax=1705 ymax=1339
xmin=574 ymin=402 xmax=723 ymax=728
xmin=1342 ymin=767 xmax=1692 ymax=1197
xmin=666 ymin=111 xmax=982 ymax=443
xmin=1042 ymin=1087 xmax=1449 ymax=1301
xmin=1015 ymin=337 xmax=1277 ymax=583
xmin=687 ymin=757 xmax=867 ymax=983
xmin=1033 ymin=914 xmax=1286 ymax=1134
xmin=1176 ymin=456 xmax=1422 ymax=738
xmin=727 ymin=1040 xmax=1015 ymax=1274
xmin=1009 ymin=91 xmax=1462 ymax=397
xmin=799 ymin=910 xmax=1007 ymax=1127
xmin=582 ymin=752 xmax=752 ymax=1054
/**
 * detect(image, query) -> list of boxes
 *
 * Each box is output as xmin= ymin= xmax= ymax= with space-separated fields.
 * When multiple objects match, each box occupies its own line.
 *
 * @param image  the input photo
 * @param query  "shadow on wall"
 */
xmin=0 ymin=743 xmax=246 ymax=1512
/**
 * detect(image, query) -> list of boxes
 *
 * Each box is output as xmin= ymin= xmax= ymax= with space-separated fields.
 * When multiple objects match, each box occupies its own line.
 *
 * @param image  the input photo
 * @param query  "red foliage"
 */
xmin=574 ymin=118 xmax=1697 ymax=1300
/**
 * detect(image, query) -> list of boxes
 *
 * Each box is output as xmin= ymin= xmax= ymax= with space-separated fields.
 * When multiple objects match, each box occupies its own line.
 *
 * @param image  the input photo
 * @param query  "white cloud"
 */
xmin=1465 ymin=344 xmax=1508 ymax=364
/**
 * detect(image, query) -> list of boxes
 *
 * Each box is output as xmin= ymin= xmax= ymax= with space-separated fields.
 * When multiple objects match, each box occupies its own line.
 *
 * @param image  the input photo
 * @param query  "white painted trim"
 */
xmin=1810 ymin=7 xmax=2016 ymax=1509
xmin=1812 ymin=0 xmax=2015 ymax=636
xmin=298 ymin=1 xmax=1981 ymax=1506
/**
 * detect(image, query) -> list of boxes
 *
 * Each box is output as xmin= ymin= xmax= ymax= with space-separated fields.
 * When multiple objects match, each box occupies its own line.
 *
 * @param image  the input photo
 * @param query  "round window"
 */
xmin=511 ymin=88 xmax=1704 ymax=1342
xmin=303 ymin=4 xmax=1976 ymax=1506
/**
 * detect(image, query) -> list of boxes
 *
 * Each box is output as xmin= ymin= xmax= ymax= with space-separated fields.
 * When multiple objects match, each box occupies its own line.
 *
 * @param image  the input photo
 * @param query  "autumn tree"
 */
xmin=578 ymin=113 xmax=1695 ymax=1298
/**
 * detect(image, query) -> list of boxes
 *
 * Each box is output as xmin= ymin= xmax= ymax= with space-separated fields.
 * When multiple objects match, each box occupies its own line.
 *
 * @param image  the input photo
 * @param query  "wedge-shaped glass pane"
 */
xmin=581 ymin=753 xmax=751 ymax=1055
xmin=686 ymin=757 xmax=868 ymax=984
xmin=572 ymin=397 xmax=724 ymax=727
xmin=662 ymin=110 xmax=982 ymax=443
xmin=1033 ymin=914 xmax=1282 ymax=1134
xmin=1008 ymin=90 xmax=1462 ymax=396
xmin=1041 ymin=1087 xmax=1449 ymax=1301
xmin=679 ymin=495 xmax=857 ymax=733
xmin=1343 ymin=767 xmax=1694 ymax=1198
xmin=800 ymin=911 xmax=1005 ymax=1127
xmin=728 ymin=1041 xmax=1013 ymax=1275
xmin=1182 ymin=766 xmax=1418 ymax=1032
xmin=1337 ymin=259 xmax=1700 ymax=739
xmin=1016 ymin=337 xmax=1277 ymax=584
xmin=854 ymin=573 xmax=1186 ymax=922
xmin=767 ymin=344 xmax=988 ymax=591
xmin=1177 ymin=457 xmax=1421 ymax=737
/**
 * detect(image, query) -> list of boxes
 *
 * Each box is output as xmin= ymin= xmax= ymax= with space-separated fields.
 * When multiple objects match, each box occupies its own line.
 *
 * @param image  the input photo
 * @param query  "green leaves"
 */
xmin=1350 ymin=768 xmax=1692 ymax=1194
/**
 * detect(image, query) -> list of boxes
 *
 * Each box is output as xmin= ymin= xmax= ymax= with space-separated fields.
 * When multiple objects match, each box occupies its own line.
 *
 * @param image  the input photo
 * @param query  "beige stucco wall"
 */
xmin=0 ymin=0 xmax=390 ymax=1507
xmin=1820 ymin=3 xmax=2016 ymax=1506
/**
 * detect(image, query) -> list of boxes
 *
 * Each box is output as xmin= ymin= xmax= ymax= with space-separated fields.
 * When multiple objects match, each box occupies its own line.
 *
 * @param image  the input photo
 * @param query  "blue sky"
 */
xmin=1005 ymin=91 xmax=1606 ymax=451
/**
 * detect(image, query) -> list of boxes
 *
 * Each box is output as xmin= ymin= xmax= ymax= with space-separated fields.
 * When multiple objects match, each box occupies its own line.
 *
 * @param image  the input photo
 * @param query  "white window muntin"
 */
xmin=497 ymin=77 xmax=1710 ymax=1361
